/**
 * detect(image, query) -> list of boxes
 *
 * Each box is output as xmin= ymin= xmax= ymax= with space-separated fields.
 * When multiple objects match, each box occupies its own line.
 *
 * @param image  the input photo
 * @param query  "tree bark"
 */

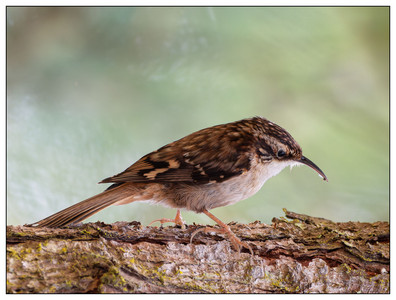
xmin=7 ymin=209 xmax=389 ymax=293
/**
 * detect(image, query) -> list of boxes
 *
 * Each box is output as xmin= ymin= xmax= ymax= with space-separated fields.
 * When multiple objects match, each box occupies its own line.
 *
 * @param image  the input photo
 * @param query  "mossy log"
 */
xmin=7 ymin=209 xmax=389 ymax=293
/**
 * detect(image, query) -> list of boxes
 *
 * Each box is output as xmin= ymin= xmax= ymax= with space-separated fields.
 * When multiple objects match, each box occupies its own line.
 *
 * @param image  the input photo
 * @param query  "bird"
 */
xmin=29 ymin=116 xmax=327 ymax=253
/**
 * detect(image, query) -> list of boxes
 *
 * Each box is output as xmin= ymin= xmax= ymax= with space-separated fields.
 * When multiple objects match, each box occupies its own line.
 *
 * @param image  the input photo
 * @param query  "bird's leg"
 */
xmin=191 ymin=209 xmax=253 ymax=255
xmin=149 ymin=209 xmax=186 ymax=229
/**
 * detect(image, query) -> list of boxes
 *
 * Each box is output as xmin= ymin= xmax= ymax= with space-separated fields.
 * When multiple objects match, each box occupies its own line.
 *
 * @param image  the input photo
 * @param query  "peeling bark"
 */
xmin=7 ymin=209 xmax=389 ymax=293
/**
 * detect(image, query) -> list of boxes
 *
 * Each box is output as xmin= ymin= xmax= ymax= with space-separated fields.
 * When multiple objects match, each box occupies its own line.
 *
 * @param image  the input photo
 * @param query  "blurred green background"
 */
xmin=7 ymin=7 xmax=389 ymax=226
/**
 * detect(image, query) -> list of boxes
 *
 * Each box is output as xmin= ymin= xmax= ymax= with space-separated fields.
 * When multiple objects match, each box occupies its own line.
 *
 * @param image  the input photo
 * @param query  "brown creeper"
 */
xmin=30 ymin=117 xmax=327 ymax=253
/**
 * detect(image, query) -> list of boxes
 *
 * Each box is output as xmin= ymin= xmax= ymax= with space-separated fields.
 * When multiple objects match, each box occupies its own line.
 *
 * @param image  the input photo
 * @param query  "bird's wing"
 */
xmin=100 ymin=123 xmax=256 ymax=184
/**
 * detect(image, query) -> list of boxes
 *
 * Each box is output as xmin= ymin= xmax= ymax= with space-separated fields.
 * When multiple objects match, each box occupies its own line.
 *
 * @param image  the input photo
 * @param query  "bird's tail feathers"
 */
xmin=29 ymin=183 xmax=136 ymax=228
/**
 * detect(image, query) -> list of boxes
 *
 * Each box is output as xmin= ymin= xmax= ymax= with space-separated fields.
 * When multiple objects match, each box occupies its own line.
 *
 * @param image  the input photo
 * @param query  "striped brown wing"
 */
xmin=100 ymin=121 xmax=256 ymax=184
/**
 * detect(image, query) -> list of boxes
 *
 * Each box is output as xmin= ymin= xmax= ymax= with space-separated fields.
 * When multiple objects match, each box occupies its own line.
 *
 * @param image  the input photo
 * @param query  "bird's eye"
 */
xmin=277 ymin=149 xmax=286 ymax=158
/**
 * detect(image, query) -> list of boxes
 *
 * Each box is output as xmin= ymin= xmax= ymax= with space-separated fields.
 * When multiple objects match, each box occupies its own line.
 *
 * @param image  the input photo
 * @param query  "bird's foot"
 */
xmin=149 ymin=209 xmax=186 ymax=230
xmin=190 ymin=222 xmax=253 ymax=255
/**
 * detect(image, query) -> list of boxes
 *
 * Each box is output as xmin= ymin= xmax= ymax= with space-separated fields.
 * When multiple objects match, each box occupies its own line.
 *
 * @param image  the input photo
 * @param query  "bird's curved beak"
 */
xmin=297 ymin=156 xmax=328 ymax=182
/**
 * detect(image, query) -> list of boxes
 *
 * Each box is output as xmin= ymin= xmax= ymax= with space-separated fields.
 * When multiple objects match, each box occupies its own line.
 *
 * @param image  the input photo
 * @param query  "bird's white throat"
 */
xmin=258 ymin=159 xmax=300 ymax=184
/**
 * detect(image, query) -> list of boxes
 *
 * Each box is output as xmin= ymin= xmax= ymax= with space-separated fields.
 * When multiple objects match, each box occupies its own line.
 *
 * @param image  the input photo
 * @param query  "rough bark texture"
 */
xmin=7 ymin=209 xmax=389 ymax=294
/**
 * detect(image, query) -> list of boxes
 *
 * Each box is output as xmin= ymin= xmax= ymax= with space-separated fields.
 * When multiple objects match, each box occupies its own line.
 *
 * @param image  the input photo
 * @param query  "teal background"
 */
xmin=7 ymin=7 xmax=389 ymax=226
